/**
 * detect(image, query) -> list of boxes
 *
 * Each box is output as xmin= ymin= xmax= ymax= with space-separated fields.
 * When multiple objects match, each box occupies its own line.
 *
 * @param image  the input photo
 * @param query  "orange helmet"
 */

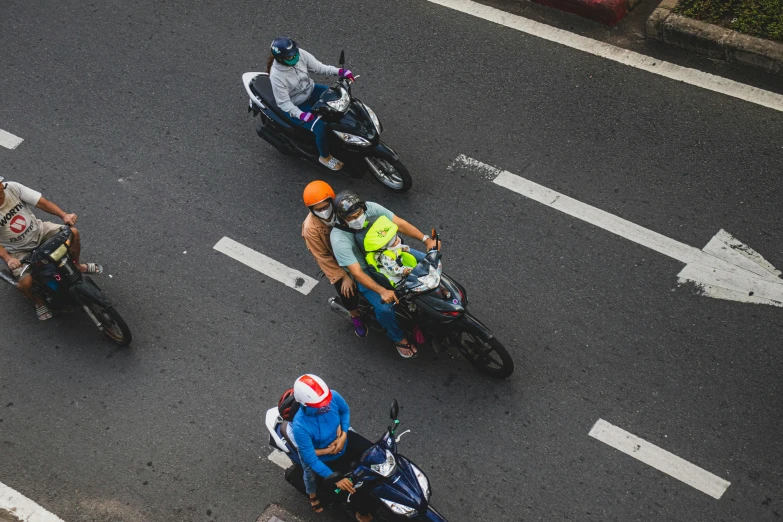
xmin=303 ymin=180 xmax=335 ymax=207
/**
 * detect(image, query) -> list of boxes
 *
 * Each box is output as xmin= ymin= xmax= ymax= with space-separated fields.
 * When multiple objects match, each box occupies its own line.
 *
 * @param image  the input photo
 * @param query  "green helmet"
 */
xmin=363 ymin=216 xmax=398 ymax=253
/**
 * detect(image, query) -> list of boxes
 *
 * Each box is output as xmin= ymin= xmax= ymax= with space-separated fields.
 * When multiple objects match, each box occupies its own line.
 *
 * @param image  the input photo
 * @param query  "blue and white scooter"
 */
xmin=265 ymin=399 xmax=448 ymax=521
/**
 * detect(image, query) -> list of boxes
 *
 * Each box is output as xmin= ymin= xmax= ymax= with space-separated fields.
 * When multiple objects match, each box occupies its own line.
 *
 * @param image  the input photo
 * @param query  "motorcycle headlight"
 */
xmin=332 ymin=131 xmax=371 ymax=146
xmin=326 ymin=88 xmax=350 ymax=112
xmin=380 ymin=498 xmax=417 ymax=517
xmin=363 ymin=103 xmax=381 ymax=133
xmin=48 ymin=244 xmax=69 ymax=262
xmin=410 ymin=463 xmax=431 ymax=500
xmin=370 ymin=449 xmax=397 ymax=477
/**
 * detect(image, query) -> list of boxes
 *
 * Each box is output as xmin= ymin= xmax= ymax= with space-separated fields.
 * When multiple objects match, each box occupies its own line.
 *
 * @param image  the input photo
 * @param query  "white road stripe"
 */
xmin=213 ymin=237 xmax=318 ymax=295
xmin=0 ymin=481 xmax=66 ymax=522
xmin=589 ymin=419 xmax=731 ymax=499
xmin=0 ymin=129 xmax=24 ymax=150
xmin=423 ymin=0 xmax=783 ymax=113
xmin=268 ymin=449 xmax=293 ymax=469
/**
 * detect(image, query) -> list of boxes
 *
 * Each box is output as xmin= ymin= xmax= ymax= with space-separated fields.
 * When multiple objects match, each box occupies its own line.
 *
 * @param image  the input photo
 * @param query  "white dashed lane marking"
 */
xmin=589 ymin=419 xmax=731 ymax=499
xmin=213 ymin=237 xmax=319 ymax=295
xmin=268 ymin=449 xmax=293 ymax=469
xmin=423 ymin=0 xmax=783 ymax=113
xmin=0 ymin=129 xmax=24 ymax=150
xmin=0 ymin=480 xmax=66 ymax=521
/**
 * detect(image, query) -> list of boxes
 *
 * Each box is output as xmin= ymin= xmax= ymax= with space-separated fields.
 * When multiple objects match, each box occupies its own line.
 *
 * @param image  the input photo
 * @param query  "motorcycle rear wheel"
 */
xmin=86 ymin=302 xmax=133 ymax=346
xmin=365 ymin=157 xmax=413 ymax=192
xmin=453 ymin=332 xmax=514 ymax=378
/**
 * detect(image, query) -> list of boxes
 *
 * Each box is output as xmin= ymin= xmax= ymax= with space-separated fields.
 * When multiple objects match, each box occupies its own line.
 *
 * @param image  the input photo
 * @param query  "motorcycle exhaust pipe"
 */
xmin=328 ymin=297 xmax=353 ymax=321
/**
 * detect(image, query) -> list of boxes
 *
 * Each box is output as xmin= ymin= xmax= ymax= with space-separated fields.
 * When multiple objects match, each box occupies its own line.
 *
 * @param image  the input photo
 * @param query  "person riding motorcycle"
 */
xmin=290 ymin=374 xmax=376 ymax=521
xmin=0 ymin=177 xmax=102 ymax=320
xmin=267 ymin=37 xmax=356 ymax=171
xmin=329 ymin=190 xmax=438 ymax=358
xmin=301 ymin=180 xmax=367 ymax=337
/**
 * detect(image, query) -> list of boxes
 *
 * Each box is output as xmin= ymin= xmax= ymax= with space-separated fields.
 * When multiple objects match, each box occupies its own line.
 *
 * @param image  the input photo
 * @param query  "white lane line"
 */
xmin=213 ymin=237 xmax=318 ymax=295
xmin=452 ymin=155 xmax=783 ymax=306
xmin=0 ymin=129 xmax=24 ymax=150
xmin=589 ymin=419 xmax=731 ymax=499
xmin=423 ymin=0 xmax=783 ymax=113
xmin=0 ymin=481 xmax=66 ymax=521
xmin=268 ymin=449 xmax=293 ymax=469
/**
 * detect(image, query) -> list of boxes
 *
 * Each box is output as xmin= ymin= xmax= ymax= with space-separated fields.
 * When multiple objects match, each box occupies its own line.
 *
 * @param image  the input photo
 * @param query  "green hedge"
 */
xmin=675 ymin=0 xmax=783 ymax=42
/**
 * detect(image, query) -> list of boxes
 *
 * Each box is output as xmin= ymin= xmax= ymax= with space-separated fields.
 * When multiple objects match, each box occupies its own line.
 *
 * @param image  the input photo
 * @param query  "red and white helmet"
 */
xmin=293 ymin=374 xmax=332 ymax=408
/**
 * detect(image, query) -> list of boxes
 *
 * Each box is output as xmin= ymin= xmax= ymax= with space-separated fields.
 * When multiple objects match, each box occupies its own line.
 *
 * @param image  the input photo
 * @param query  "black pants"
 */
xmin=333 ymin=280 xmax=359 ymax=312
xmin=325 ymin=431 xmax=378 ymax=515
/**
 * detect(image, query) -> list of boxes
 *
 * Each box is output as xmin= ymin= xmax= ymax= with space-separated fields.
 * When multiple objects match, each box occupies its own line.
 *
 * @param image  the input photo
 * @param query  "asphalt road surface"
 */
xmin=1 ymin=0 xmax=782 ymax=521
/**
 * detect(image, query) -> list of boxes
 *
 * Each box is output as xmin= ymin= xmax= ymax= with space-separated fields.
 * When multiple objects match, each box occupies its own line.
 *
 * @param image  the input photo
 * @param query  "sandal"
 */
xmin=319 ymin=156 xmax=344 ymax=171
xmin=80 ymin=263 xmax=104 ymax=274
xmin=35 ymin=304 xmax=53 ymax=321
xmin=309 ymin=495 xmax=323 ymax=513
xmin=395 ymin=341 xmax=418 ymax=359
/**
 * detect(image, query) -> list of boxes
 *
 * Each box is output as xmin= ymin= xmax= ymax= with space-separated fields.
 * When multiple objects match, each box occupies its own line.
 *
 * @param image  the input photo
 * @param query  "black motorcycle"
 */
xmin=242 ymin=51 xmax=413 ymax=192
xmin=329 ymin=230 xmax=514 ymax=378
xmin=0 ymin=226 xmax=132 ymax=346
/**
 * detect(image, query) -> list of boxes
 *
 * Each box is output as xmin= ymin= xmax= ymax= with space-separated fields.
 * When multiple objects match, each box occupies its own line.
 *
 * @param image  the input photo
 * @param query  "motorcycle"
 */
xmin=242 ymin=51 xmax=413 ymax=192
xmin=0 ymin=226 xmax=132 ymax=346
xmin=329 ymin=230 xmax=514 ymax=378
xmin=266 ymin=399 xmax=448 ymax=521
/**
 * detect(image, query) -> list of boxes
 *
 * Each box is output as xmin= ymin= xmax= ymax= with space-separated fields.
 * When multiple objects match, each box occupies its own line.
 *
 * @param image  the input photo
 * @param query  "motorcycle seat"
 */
xmin=250 ymin=74 xmax=290 ymax=122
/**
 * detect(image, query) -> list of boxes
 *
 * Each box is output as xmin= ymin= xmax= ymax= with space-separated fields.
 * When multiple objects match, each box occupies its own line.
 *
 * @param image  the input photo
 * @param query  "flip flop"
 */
xmin=319 ymin=157 xmax=344 ymax=171
xmin=395 ymin=341 xmax=418 ymax=359
xmin=36 ymin=304 xmax=52 ymax=321
xmin=81 ymin=263 xmax=104 ymax=274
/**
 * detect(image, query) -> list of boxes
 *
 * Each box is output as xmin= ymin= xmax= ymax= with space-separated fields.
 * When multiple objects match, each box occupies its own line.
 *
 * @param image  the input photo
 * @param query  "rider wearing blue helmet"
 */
xmin=267 ymin=37 xmax=356 ymax=171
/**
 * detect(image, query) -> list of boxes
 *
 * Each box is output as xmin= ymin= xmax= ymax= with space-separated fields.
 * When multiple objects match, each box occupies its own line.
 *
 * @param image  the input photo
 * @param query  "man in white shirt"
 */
xmin=0 ymin=177 xmax=101 ymax=320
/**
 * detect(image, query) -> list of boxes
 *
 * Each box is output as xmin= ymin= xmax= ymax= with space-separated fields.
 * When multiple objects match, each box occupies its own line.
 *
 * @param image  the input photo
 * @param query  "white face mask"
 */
xmin=347 ymin=213 xmax=367 ymax=230
xmin=313 ymin=207 xmax=333 ymax=220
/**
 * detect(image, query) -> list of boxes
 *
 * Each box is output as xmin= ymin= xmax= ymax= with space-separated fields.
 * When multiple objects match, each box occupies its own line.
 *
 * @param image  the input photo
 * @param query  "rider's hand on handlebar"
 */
xmin=380 ymin=288 xmax=398 ymax=304
xmin=62 ymin=213 xmax=78 ymax=226
xmin=424 ymin=237 xmax=439 ymax=251
xmin=335 ymin=477 xmax=356 ymax=494
xmin=338 ymin=68 xmax=356 ymax=82
xmin=299 ymin=112 xmax=315 ymax=123
xmin=5 ymin=257 xmax=21 ymax=271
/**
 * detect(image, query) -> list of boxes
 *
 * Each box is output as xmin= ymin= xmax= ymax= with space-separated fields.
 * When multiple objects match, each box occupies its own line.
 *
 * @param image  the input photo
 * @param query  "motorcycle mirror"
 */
xmin=390 ymin=399 xmax=399 ymax=421
xmin=339 ymin=50 xmax=345 ymax=67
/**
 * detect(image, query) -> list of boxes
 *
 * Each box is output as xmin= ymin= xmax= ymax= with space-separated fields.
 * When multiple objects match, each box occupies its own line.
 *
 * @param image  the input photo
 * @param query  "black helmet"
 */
xmin=270 ymin=37 xmax=300 ymax=66
xmin=278 ymin=388 xmax=300 ymax=422
xmin=333 ymin=190 xmax=367 ymax=223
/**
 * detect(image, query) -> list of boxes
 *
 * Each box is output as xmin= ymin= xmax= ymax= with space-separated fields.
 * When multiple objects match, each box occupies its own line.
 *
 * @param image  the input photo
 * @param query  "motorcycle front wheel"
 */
xmin=364 ymin=156 xmax=413 ymax=192
xmin=452 ymin=331 xmax=514 ymax=379
xmin=86 ymin=302 xmax=133 ymax=346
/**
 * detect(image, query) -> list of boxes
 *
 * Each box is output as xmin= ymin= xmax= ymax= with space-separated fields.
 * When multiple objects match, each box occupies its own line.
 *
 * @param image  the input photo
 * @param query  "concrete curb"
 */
xmin=531 ymin=0 xmax=641 ymax=26
xmin=646 ymin=0 xmax=783 ymax=75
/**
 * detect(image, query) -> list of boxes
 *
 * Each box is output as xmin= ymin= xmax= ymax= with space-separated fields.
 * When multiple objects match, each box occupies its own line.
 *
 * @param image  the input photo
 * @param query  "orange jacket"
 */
xmin=301 ymin=213 xmax=346 ymax=284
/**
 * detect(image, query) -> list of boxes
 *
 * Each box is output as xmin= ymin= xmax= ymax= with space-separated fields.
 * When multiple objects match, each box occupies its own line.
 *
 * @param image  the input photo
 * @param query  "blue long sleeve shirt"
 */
xmin=290 ymin=390 xmax=351 ymax=478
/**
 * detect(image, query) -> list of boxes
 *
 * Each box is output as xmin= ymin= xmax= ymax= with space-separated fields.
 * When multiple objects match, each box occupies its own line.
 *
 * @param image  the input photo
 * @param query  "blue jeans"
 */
xmin=299 ymin=458 xmax=318 ymax=495
xmin=357 ymin=249 xmax=426 ymax=343
xmin=286 ymin=84 xmax=329 ymax=158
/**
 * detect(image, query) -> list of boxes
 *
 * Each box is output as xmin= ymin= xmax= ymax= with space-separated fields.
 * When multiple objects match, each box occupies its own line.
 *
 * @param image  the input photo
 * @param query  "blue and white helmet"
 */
xmin=270 ymin=37 xmax=300 ymax=66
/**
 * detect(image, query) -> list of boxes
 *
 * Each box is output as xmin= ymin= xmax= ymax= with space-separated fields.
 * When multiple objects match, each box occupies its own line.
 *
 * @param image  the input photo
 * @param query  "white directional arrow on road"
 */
xmin=452 ymin=155 xmax=783 ymax=307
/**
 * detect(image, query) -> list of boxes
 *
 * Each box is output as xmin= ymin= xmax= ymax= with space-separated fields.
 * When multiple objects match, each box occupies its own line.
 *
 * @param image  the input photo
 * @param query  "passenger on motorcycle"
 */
xmin=290 ymin=374 xmax=376 ymax=521
xmin=301 ymin=181 xmax=367 ymax=338
xmin=0 ymin=177 xmax=102 ymax=320
xmin=267 ymin=37 xmax=356 ymax=171
xmin=361 ymin=216 xmax=417 ymax=288
xmin=330 ymin=190 xmax=439 ymax=358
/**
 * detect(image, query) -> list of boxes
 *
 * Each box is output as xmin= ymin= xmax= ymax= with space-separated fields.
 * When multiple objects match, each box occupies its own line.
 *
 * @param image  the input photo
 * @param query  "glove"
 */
xmin=338 ymin=68 xmax=355 ymax=82
xmin=299 ymin=112 xmax=314 ymax=123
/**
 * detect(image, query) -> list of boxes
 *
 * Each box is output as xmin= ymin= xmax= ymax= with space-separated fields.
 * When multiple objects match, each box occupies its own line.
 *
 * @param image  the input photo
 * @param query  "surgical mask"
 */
xmin=314 ymin=207 xmax=333 ymax=220
xmin=347 ymin=213 xmax=366 ymax=230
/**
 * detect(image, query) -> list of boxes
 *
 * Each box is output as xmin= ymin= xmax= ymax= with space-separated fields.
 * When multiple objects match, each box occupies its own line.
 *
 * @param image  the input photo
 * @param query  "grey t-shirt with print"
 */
xmin=0 ymin=182 xmax=43 ymax=253
xmin=330 ymin=202 xmax=394 ymax=269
